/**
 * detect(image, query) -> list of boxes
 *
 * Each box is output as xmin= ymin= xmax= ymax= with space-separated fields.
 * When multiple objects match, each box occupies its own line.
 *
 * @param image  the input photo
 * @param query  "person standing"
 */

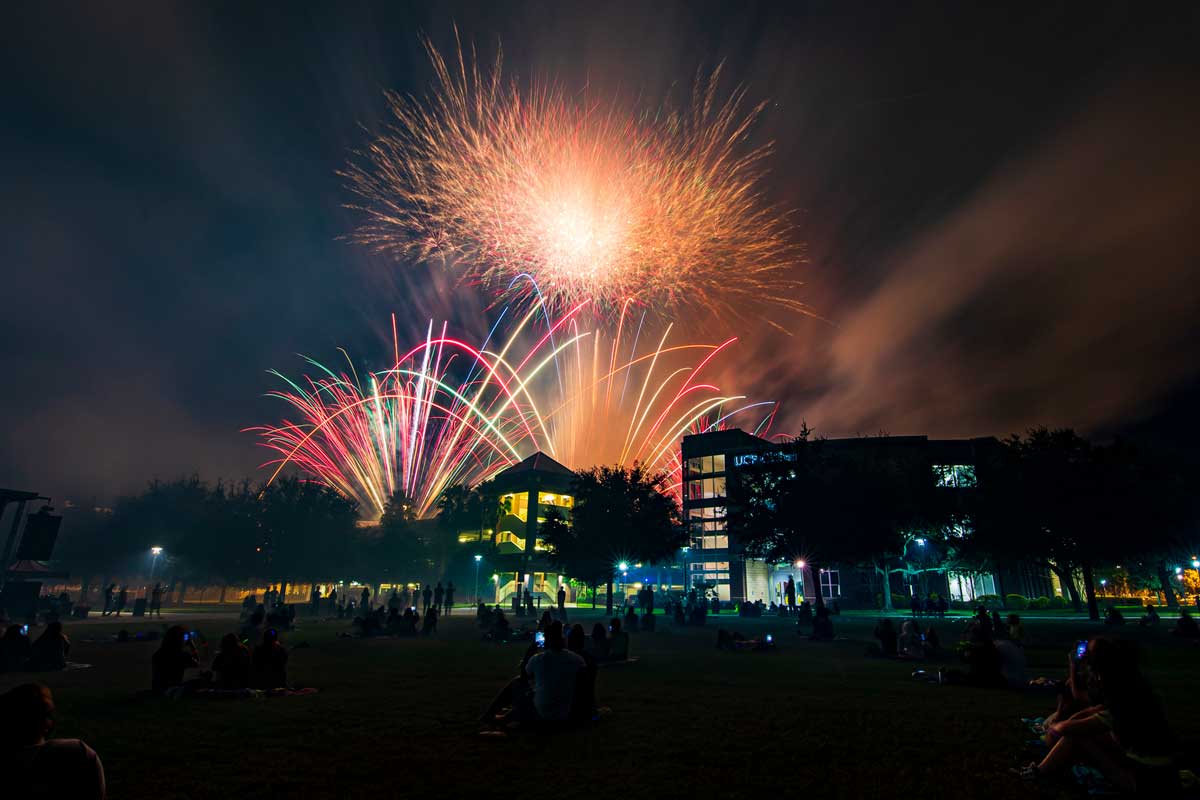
xmin=114 ymin=587 xmax=128 ymax=617
xmin=434 ymin=582 xmax=445 ymax=613
xmin=150 ymin=583 xmax=164 ymax=618
xmin=360 ymin=586 xmax=371 ymax=613
xmin=102 ymin=584 xmax=115 ymax=617
xmin=309 ymin=585 xmax=321 ymax=617
xmin=444 ymin=582 xmax=455 ymax=615
xmin=557 ymin=583 xmax=566 ymax=615
xmin=422 ymin=584 xmax=433 ymax=614
xmin=785 ymin=576 xmax=797 ymax=613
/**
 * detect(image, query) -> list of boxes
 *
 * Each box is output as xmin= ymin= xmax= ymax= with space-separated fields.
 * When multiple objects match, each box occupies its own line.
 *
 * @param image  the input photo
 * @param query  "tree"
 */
xmin=546 ymin=465 xmax=683 ymax=614
xmin=728 ymin=434 xmax=946 ymax=609
xmin=970 ymin=429 xmax=1170 ymax=621
xmin=369 ymin=490 xmax=429 ymax=585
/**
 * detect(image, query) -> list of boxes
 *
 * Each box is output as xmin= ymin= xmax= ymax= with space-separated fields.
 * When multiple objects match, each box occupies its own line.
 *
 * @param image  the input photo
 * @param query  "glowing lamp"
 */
xmin=618 ymin=561 xmax=628 ymax=572
xmin=474 ymin=554 xmax=482 ymax=563
xmin=150 ymin=546 xmax=163 ymax=556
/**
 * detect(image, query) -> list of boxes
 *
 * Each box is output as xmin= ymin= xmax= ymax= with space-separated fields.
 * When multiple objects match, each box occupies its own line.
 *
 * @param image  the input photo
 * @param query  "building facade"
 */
xmin=680 ymin=429 xmax=1053 ymax=608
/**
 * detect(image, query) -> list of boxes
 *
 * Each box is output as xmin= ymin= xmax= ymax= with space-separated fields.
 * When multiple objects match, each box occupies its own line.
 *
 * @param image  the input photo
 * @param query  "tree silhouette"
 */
xmin=554 ymin=465 xmax=682 ymax=614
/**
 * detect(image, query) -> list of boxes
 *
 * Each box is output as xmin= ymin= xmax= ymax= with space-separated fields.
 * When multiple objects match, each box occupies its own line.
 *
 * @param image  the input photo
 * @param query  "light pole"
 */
xmin=492 ymin=573 xmax=499 ymax=604
xmin=618 ymin=561 xmax=628 ymax=606
xmin=149 ymin=546 xmax=163 ymax=583
xmin=473 ymin=554 xmax=482 ymax=605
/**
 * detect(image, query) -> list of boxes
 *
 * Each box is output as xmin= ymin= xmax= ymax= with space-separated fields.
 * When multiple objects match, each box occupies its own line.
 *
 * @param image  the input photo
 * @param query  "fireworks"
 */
xmin=250 ymin=302 xmax=777 ymax=518
xmin=342 ymin=35 xmax=805 ymax=325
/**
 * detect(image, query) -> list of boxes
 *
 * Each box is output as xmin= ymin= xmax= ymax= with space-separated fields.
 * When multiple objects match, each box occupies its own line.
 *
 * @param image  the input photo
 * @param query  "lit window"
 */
xmin=820 ymin=569 xmax=841 ymax=599
xmin=712 ymin=454 xmax=726 ymax=473
xmin=685 ymin=458 xmax=704 ymax=479
xmin=538 ymin=491 xmax=573 ymax=508
xmin=501 ymin=492 xmax=529 ymax=522
xmin=933 ymin=465 xmax=977 ymax=488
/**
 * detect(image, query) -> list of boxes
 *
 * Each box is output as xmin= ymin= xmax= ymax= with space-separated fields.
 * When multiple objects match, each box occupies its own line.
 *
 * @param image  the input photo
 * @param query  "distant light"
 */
xmin=795 ymin=560 xmax=804 ymax=569
xmin=618 ymin=561 xmax=628 ymax=571
xmin=474 ymin=554 xmax=482 ymax=562
xmin=150 ymin=546 xmax=163 ymax=556
xmin=1177 ymin=567 xmax=1184 ymax=575
xmin=1100 ymin=579 xmax=1107 ymax=586
xmin=1193 ymin=560 xmax=1200 ymax=569
xmin=915 ymin=538 xmax=927 ymax=546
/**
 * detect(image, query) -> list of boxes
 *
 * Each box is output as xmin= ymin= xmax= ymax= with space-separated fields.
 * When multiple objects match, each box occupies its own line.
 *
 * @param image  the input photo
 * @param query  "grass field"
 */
xmin=2 ymin=609 xmax=1196 ymax=799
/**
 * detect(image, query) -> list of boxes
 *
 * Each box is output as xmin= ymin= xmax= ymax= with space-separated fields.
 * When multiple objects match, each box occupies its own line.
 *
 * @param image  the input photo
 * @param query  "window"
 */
xmin=712 ymin=453 xmax=725 ymax=473
xmin=685 ymin=457 xmax=703 ymax=479
xmin=933 ymin=464 xmax=977 ymax=488
xmin=699 ymin=535 xmax=729 ymax=549
xmin=686 ymin=481 xmax=703 ymax=501
xmin=501 ymin=492 xmax=529 ymax=522
xmin=819 ymin=569 xmax=841 ymax=599
xmin=537 ymin=491 xmax=573 ymax=509
xmin=701 ymin=477 xmax=726 ymax=499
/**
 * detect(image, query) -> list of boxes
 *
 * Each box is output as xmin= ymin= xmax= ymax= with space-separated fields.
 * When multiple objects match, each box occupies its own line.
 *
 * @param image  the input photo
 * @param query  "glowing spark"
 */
xmin=342 ymin=34 xmax=806 ymax=326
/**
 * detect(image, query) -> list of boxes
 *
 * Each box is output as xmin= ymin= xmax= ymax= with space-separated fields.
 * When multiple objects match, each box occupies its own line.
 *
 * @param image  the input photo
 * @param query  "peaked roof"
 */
xmin=497 ymin=451 xmax=575 ymax=479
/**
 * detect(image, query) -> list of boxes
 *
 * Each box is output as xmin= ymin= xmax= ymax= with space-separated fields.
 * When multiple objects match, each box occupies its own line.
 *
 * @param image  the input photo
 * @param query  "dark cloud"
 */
xmin=775 ymin=74 xmax=1200 ymax=440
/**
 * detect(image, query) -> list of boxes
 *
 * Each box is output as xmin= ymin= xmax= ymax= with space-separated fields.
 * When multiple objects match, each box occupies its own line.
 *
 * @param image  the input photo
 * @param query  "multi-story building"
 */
xmin=680 ymin=429 xmax=1053 ymax=608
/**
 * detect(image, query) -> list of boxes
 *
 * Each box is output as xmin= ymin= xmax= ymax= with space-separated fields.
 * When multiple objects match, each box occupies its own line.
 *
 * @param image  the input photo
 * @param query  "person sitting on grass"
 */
xmin=1104 ymin=606 xmax=1125 ymax=626
xmin=27 ymin=621 xmax=70 ymax=672
xmin=402 ymin=607 xmax=420 ymax=636
xmin=1172 ymin=609 xmax=1199 ymax=639
xmin=810 ymin=605 xmax=834 ymax=641
xmin=1 ymin=683 xmax=106 ymax=799
xmin=151 ymin=626 xmax=200 ymax=694
xmin=1 ymin=624 xmax=34 ymax=672
xmin=212 ymin=633 xmax=251 ymax=690
xmin=606 ymin=618 xmax=630 ymax=661
xmin=589 ymin=623 xmax=609 ymax=660
xmin=251 ymin=628 xmax=289 ymax=690
xmin=941 ymin=624 xmax=1003 ymax=688
xmin=486 ymin=608 xmax=509 ymax=641
xmin=385 ymin=607 xmax=403 ymax=635
xmin=1006 ymin=614 xmax=1026 ymax=647
xmin=566 ymin=623 xmax=598 ymax=723
xmin=922 ymin=625 xmax=943 ymax=658
xmin=1016 ymin=639 xmax=1176 ymax=792
xmin=524 ymin=621 xmax=584 ymax=723
xmin=623 ymin=605 xmax=640 ymax=633
xmin=1138 ymin=603 xmax=1160 ymax=627
xmin=422 ymin=604 xmax=439 ymax=636
xmin=873 ymin=618 xmax=898 ymax=656
xmin=538 ymin=610 xmax=553 ymax=632
xmin=897 ymin=620 xmax=923 ymax=659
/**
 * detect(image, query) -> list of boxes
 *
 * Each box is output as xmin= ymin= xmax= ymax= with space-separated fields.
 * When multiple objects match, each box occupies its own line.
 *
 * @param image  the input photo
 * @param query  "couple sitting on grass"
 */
xmin=480 ymin=621 xmax=602 ymax=731
xmin=1015 ymin=637 xmax=1180 ymax=794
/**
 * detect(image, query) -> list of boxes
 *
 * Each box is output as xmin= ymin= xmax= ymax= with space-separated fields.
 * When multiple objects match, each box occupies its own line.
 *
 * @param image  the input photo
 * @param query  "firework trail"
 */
xmin=250 ymin=302 xmax=777 ymax=518
xmin=342 ymin=34 xmax=805 ymax=327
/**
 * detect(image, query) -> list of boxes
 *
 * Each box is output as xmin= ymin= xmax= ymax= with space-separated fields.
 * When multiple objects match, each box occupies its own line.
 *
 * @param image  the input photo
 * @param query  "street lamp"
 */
xmin=473 ymin=554 xmax=483 ymax=605
xmin=492 ymin=573 xmax=499 ymax=604
xmin=149 ymin=546 xmax=164 ymax=583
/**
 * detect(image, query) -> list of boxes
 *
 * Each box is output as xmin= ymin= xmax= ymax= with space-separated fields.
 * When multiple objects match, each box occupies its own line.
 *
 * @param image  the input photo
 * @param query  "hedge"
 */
xmin=1005 ymin=594 xmax=1029 ymax=610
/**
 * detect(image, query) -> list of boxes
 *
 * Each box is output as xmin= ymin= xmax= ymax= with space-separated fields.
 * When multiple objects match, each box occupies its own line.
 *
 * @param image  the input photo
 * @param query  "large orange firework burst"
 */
xmin=342 ymin=36 xmax=805 ymax=325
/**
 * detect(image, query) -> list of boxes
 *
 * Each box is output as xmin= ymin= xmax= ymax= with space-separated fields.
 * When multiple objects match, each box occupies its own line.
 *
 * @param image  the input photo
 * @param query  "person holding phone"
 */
xmin=1 ymin=624 xmax=34 ymax=672
xmin=523 ymin=621 xmax=584 ymax=722
xmin=1016 ymin=638 xmax=1176 ymax=791
xmin=151 ymin=626 xmax=200 ymax=694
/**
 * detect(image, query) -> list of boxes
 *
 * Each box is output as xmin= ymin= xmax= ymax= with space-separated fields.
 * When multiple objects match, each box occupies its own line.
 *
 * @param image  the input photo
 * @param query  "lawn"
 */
xmin=2 ymin=609 xmax=1196 ymax=799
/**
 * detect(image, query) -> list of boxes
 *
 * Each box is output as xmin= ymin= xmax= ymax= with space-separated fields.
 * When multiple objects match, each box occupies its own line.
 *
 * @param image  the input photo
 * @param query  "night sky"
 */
xmin=4 ymin=2 xmax=1198 ymax=503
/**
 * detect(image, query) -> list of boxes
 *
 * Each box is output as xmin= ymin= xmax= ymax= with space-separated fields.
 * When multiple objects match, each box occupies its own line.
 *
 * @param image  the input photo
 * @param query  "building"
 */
xmin=680 ymin=429 xmax=1053 ymax=608
xmin=461 ymin=452 xmax=576 ymax=605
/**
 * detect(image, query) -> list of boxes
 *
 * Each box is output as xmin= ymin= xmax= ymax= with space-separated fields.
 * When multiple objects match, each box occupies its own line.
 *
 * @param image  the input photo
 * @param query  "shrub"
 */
xmin=976 ymin=594 xmax=1002 ymax=609
xmin=1029 ymin=596 xmax=1050 ymax=610
xmin=1049 ymin=595 xmax=1067 ymax=609
xmin=1006 ymin=594 xmax=1028 ymax=610
xmin=893 ymin=593 xmax=910 ymax=609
